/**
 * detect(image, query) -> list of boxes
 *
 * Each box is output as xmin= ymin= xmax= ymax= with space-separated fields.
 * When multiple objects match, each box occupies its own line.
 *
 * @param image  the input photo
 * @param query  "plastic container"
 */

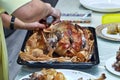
xmin=0 ymin=18 xmax=8 ymax=80
xmin=102 ymin=14 xmax=120 ymax=24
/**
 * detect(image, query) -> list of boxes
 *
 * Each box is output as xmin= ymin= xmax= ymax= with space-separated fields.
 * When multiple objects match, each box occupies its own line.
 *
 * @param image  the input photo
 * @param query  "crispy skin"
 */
xmin=19 ymin=21 xmax=94 ymax=62
xmin=29 ymin=68 xmax=66 ymax=80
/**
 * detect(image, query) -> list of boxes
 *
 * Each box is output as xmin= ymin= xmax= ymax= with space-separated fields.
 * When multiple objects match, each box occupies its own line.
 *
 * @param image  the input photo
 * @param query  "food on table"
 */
xmin=78 ymin=73 xmax=106 ymax=80
xmin=118 ymin=23 xmax=120 ymax=33
xmin=22 ymin=68 xmax=106 ymax=80
xmin=112 ymin=47 xmax=120 ymax=71
xmin=107 ymin=23 xmax=120 ymax=34
xmin=107 ymin=24 xmax=118 ymax=34
xmin=94 ymin=73 xmax=106 ymax=80
xmin=19 ymin=21 xmax=94 ymax=62
xmin=27 ymin=68 xmax=66 ymax=80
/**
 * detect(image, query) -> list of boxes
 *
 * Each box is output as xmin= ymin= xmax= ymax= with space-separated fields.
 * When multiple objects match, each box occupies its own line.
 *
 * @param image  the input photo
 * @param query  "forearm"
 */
xmin=12 ymin=0 xmax=53 ymax=22
xmin=0 ymin=0 xmax=31 ymax=14
xmin=0 ymin=0 xmax=60 ymax=30
xmin=1 ymin=13 xmax=46 ymax=30
xmin=1 ymin=13 xmax=24 ymax=29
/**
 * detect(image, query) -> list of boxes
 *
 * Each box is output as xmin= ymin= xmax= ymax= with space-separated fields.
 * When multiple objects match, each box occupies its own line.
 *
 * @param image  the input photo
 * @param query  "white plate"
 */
xmin=96 ymin=23 xmax=120 ymax=41
xmin=79 ymin=0 xmax=120 ymax=12
xmin=102 ymin=27 xmax=120 ymax=39
xmin=19 ymin=69 xmax=96 ymax=80
xmin=105 ymin=57 xmax=120 ymax=76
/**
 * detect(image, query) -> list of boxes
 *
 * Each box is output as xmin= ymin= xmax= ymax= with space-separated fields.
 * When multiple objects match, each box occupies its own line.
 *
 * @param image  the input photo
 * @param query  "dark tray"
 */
xmin=17 ymin=27 xmax=100 ymax=69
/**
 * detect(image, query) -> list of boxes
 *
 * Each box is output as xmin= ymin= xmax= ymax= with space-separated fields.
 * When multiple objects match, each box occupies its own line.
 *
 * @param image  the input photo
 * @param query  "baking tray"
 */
xmin=17 ymin=27 xmax=99 ymax=69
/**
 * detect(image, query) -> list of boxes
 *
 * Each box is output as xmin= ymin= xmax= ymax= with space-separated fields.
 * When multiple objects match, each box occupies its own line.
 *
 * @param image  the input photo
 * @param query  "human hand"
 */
xmin=22 ymin=22 xmax=46 ymax=30
xmin=12 ymin=0 xmax=61 ymax=24
xmin=49 ymin=8 xmax=61 ymax=24
xmin=1 ymin=13 xmax=46 ymax=30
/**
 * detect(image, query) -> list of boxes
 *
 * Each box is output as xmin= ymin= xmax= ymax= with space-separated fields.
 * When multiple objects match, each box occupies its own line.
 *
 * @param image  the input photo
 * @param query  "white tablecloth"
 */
xmin=15 ymin=0 xmax=120 ymax=80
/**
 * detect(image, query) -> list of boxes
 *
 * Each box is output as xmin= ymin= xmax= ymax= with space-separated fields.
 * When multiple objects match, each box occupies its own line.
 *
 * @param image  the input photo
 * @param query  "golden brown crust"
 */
xmin=29 ymin=68 xmax=66 ymax=80
xmin=107 ymin=23 xmax=120 ymax=34
xmin=19 ymin=21 xmax=94 ymax=62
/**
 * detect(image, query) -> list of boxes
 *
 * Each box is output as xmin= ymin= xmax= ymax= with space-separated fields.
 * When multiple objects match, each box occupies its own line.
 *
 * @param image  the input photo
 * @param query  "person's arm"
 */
xmin=1 ymin=13 xmax=46 ymax=30
xmin=0 ymin=0 xmax=61 ymax=30
xmin=0 ymin=0 xmax=60 ymax=23
xmin=12 ymin=0 xmax=60 ymax=23
xmin=0 ymin=0 xmax=31 ymax=14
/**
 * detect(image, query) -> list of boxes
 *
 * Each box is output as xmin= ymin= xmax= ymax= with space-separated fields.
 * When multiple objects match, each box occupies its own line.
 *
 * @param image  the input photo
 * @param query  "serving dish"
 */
xmin=79 ymin=0 xmax=120 ymax=12
xmin=96 ymin=23 xmax=120 ymax=41
xmin=17 ymin=22 xmax=99 ymax=69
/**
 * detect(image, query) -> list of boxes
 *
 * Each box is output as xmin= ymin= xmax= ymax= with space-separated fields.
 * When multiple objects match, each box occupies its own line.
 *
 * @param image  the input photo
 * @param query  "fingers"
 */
xmin=24 ymin=22 xmax=46 ymax=30
xmin=24 ymin=7 xmax=61 ymax=30
xmin=23 ymin=7 xmax=61 ymax=30
xmin=33 ymin=22 xmax=46 ymax=30
xmin=50 ymin=8 xmax=61 ymax=24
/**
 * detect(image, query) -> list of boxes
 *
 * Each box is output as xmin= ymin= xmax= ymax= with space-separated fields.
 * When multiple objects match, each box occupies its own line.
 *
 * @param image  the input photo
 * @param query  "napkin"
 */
xmin=61 ymin=11 xmax=92 ymax=23
xmin=102 ymin=14 xmax=120 ymax=24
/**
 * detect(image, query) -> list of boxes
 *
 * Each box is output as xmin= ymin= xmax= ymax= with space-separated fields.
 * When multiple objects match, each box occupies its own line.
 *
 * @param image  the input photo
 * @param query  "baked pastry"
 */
xmin=107 ymin=24 xmax=118 ymax=34
xmin=112 ymin=47 xmax=120 ymax=71
xmin=117 ymin=23 xmax=120 ymax=33
xmin=107 ymin=23 xmax=120 ymax=34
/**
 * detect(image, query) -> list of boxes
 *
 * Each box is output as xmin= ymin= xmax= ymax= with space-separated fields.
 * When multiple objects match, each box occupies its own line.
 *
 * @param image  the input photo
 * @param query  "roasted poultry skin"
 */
xmin=19 ymin=21 xmax=94 ymax=62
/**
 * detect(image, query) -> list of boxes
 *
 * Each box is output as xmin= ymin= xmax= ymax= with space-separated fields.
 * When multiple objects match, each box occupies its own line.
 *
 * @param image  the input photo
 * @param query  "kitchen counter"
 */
xmin=14 ymin=0 xmax=120 ymax=80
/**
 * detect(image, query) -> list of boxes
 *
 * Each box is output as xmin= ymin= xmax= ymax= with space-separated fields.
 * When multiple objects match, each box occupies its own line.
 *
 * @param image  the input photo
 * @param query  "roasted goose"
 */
xmin=19 ymin=21 xmax=94 ymax=62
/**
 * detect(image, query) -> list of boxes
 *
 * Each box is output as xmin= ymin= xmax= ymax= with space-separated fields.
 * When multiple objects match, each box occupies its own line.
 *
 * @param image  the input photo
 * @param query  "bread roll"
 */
xmin=117 ymin=23 xmax=120 ymax=33
xmin=107 ymin=24 xmax=118 ymax=34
